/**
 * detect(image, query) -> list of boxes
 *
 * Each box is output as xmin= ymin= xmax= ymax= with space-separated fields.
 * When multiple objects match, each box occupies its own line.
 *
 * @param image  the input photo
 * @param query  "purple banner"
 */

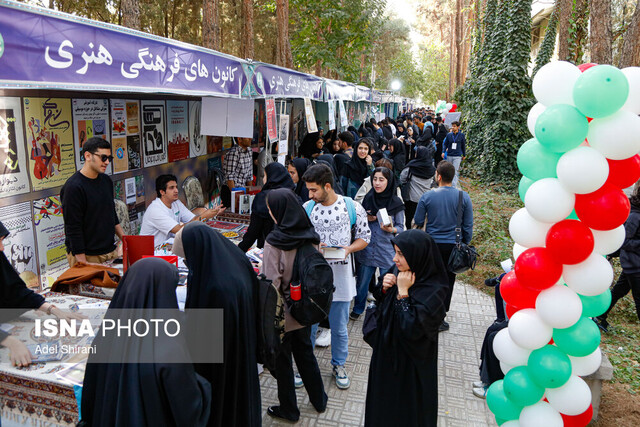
xmin=324 ymin=79 xmax=354 ymax=102
xmin=253 ymin=63 xmax=324 ymax=101
xmin=0 ymin=2 xmax=247 ymax=97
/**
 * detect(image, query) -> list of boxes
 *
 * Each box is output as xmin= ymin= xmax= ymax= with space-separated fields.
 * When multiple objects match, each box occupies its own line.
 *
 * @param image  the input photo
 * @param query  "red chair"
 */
xmin=142 ymin=255 xmax=179 ymax=267
xmin=122 ymin=235 xmax=154 ymax=272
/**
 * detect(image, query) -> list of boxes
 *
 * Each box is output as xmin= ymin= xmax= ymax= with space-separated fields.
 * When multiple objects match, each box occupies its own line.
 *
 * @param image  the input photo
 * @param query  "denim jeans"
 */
xmin=311 ymin=301 xmax=350 ymax=366
xmin=353 ymin=264 xmax=378 ymax=315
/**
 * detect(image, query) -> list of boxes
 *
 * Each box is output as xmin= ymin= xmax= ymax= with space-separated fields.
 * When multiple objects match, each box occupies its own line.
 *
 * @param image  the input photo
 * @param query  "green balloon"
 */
xmin=573 ymin=65 xmax=630 ymax=118
xmin=553 ymin=317 xmax=601 ymax=357
xmin=496 ymin=417 xmax=508 ymax=426
xmin=503 ymin=366 xmax=545 ymax=406
xmin=519 ymin=176 xmax=535 ymax=203
xmin=527 ymin=345 xmax=572 ymax=389
xmin=517 ymin=138 xmax=562 ymax=180
xmin=580 ymin=290 xmax=612 ymax=317
xmin=535 ymin=104 xmax=589 ymax=153
xmin=486 ymin=380 xmax=523 ymax=421
xmin=566 ymin=210 xmax=579 ymax=220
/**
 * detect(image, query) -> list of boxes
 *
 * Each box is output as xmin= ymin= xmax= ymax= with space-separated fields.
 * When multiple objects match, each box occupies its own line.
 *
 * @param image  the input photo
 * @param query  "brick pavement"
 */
xmin=260 ymin=282 xmax=499 ymax=426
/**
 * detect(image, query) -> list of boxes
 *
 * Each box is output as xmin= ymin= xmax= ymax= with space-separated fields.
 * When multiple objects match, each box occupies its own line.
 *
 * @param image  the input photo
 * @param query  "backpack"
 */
xmin=254 ymin=273 xmax=285 ymax=373
xmin=287 ymin=244 xmax=335 ymax=326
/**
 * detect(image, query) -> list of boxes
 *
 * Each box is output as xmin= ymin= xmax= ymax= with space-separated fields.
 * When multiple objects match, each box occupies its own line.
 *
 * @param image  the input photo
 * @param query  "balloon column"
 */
xmin=489 ymin=61 xmax=640 ymax=426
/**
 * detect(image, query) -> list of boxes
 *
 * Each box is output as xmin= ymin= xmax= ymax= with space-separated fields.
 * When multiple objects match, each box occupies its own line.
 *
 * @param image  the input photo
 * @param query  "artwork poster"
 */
xmin=265 ymin=98 xmax=277 ymax=143
xmin=167 ymin=100 xmax=190 ymax=162
xmin=141 ymin=101 xmax=167 ymax=167
xmin=72 ymin=98 xmax=110 ymax=173
xmin=189 ymin=101 xmax=206 ymax=158
xmin=33 ymin=195 xmax=67 ymax=290
xmin=0 ymin=202 xmax=39 ymax=290
xmin=0 ymin=97 xmax=30 ymax=198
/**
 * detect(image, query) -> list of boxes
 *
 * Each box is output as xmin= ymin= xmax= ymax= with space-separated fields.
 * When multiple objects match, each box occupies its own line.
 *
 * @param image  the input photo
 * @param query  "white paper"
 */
xmin=444 ymin=112 xmax=461 ymax=127
xmin=278 ymin=140 xmax=288 ymax=155
xmin=277 ymin=154 xmax=287 ymax=166
xmin=452 ymin=143 xmax=457 ymax=150
xmin=339 ymin=100 xmax=348 ymax=128
xmin=201 ymin=97 xmax=228 ymax=136
xmin=279 ymin=115 xmax=290 ymax=143
xmin=501 ymin=259 xmax=513 ymax=274
xmin=327 ymin=101 xmax=336 ymax=130
xmin=125 ymin=177 xmax=136 ymax=204
xmin=226 ymin=98 xmax=254 ymax=138
xmin=304 ymin=98 xmax=318 ymax=133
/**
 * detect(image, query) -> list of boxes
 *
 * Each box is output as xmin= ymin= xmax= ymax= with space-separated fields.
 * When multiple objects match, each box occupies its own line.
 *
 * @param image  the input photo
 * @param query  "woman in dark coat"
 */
xmin=387 ymin=138 xmax=406 ymax=180
xmin=80 ymin=258 xmax=212 ymax=427
xmin=365 ymin=230 xmax=449 ymax=427
xmin=178 ymin=222 xmax=261 ymax=427
xmin=238 ymin=162 xmax=296 ymax=252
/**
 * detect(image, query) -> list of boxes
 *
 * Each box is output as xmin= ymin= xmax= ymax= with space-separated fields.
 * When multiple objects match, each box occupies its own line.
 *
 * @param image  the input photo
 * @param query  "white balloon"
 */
xmin=621 ymin=67 xmax=640 ymax=114
xmin=446 ymin=102 xmax=452 ymax=110
xmin=588 ymin=110 xmax=640 ymax=160
xmin=519 ymin=401 xmax=563 ymax=427
xmin=564 ymin=252 xmax=614 ymax=296
xmin=546 ymin=375 xmax=592 ymax=416
xmin=528 ymin=103 xmax=546 ymax=137
xmin=569 ymin=347 xmax=602 ymax=376
xmin=493 ymin=328 xmax=532 ymax=366
xmin=532 ymin=61 xmax=581 ymax=106
xmin=513 ymin=243 xmax=529 ymax=261
xmin=592 ymin=225 xmax=626 ymax=255
xmin=524 ymin=178 xmax=575 ymax=223
xmin=508 ymin=309 xmax=553 ymax=350
xmin=500 ymin=361 xmax=515 ymax=375
xmin=556 ymin=146 xmax=609 ymax=194
xmin=509 ymin=208 xmax=553 ymax=248
xmin=502 ymin=420 xmax=521 ymax=427
xmin=536 ymin=285 xmax=582 ymax=329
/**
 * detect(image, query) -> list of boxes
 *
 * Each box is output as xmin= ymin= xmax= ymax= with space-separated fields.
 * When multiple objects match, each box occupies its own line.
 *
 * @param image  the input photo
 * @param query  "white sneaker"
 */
xmin=316 ymin=328 xmax=331 ymax=347
xmin=333 ymin=365 xmax=351 ymax=389
xmin=294 ymin=373 xmax=304 ymax=388
xmin=367 ymin=292 xmax=375 ymax=302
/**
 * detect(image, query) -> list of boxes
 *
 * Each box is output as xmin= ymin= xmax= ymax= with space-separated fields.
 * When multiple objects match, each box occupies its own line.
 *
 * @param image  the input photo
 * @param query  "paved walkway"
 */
xmin=260 ymin=282 xmax=499 ymax=426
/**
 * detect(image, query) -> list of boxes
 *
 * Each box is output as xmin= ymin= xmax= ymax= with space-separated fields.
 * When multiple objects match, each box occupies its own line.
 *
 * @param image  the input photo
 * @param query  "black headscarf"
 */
xmin=405 ymin=145 xmax=435 ymax=179
xmin=300 ymin=132 xmax=322 ymax=159
xmin=0 ymin=221 xmax=8 ymax=239
xmin=253 ymin=162 xmax=295 ymax=218
xmin=81 ymin=258 xmax=211 ymax=427
xmin=388 ymin=138 xmax=406 ymax=173
xmin=362 ymin=168 xmax=405 ymax=216
xmin=182 ymin=222 xmax=261 ymax=427
xmin=266 ymin=188 xmax=320 ymax=250
xmin=291 ymin=158 xmax=311 ymax=203
xmin=344 ymin=141 xmax=371 ymax=187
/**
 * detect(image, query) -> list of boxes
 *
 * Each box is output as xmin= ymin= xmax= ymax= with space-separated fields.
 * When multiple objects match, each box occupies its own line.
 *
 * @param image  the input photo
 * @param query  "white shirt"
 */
xmin=303 ymin=196 xmax=371 ymax=302
xmin=140 ymin=198 xmax=196 ymax=246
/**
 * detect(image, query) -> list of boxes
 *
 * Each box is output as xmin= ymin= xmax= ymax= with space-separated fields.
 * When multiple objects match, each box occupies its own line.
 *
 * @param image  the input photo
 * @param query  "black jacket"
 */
xmin=621 ymin=207 xmax=640 ymax=273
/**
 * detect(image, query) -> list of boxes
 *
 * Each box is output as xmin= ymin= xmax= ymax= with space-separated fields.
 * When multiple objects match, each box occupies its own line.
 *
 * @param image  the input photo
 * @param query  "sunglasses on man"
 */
xmin=91 ymin=152 xmax=114 ymax=162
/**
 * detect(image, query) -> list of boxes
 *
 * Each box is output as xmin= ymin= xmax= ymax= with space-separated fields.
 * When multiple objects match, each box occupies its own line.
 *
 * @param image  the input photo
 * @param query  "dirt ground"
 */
xmin=593 ymin=382 xmax=640 ymax=426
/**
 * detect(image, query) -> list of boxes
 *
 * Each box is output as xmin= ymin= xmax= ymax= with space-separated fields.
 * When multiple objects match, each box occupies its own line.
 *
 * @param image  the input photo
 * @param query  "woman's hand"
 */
xmin=380 ymin=224 xmax=396 ymax=234
xmin=366 ymin=155 xmax=373 ymax=166
xmin=382 ymin=273 xmax=396 ymax=292
xmin=52 ymin=307 xmax=87 ymax=321
xmin=1 ymin=336 xmax=32 ymax=367
xmin=397 ymin=271 xmax=415 ymax=296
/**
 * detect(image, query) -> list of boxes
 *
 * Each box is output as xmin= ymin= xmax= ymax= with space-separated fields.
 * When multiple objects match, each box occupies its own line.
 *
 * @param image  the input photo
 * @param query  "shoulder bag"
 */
xmin=447 ymin=191 xmax=478 ymax=274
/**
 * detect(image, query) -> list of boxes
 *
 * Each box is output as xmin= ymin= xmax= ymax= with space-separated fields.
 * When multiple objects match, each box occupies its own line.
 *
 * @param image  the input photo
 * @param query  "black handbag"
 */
xmin=400 ymin=170 xmax=412 ymax=201
xmin=447 ymin=191 xmax=478 ymax=274
xmin=362 ymin=302 xmax=378 ymax=347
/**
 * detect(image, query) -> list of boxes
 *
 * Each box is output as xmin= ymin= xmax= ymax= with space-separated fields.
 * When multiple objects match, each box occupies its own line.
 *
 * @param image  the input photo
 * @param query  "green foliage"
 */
xmin=565 ymin=0 xmax=590 ymax=63
xmin=458 ymin=0 xmax=534 ymax=188
xmin=532 ymin=4 xmax=558 ymax=77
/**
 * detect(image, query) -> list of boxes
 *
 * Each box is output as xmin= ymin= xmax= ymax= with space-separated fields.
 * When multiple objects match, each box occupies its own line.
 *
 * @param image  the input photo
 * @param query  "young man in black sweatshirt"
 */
xmin=61 ymin=137 xmax=124 ymax=266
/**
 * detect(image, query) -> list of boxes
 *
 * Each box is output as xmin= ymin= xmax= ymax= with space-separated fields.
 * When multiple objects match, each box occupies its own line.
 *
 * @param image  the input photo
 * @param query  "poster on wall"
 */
xmin=126 ymin=101 xmax=142 ymax=170
xmin=189 ymin=101 xmax=206 ymax=158
xmin=327 ymin=101 xmax=336 ymax=131
xmin=303 ymin=98 xmax=318 ymax=133
xmin=167 ymin=101 xmax=190 ymax=162
xmin=338 ymin=100 xmax=348 ymax=128
xmin=72 ymin=99 xmax=110 ymax=174
xmin=0 ymin=202 xmax=39 ymax=290
xmin=33 ymin=196 xmax=67 ymax=289
xmin=265 ymin=98 xmax=278 ymax=143
xmin=110 ymin=99 xmax=128 ymax=173
xmin=0 ymin=97 xmax=30 ymax=198
xmin=141 ymin=101 xmax=167 ymax=167
xmin=279 ymin=115 xmax=290 ymax=152
xmin=23 ymin=97 xmax=75 ymax=191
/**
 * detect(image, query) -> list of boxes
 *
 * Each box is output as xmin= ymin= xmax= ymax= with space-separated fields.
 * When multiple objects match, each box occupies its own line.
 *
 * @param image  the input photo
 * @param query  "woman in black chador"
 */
xmin=364 ymin=229 xmax=449 ymax=427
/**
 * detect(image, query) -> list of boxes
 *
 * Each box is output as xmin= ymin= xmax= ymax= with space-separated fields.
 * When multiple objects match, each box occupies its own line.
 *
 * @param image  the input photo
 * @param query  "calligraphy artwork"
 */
xmin=188 ymin=101 xmax=206 ymax=158
xmin=265 ymin=98 xmax=277 ymax=143
xmin=23 ymin=98 xmax=75 ymax=191
xmin=33 ymin=195 xmax=66 ymax=290
xmin=140 ymin=101 xmax=167 ymax=167
xmin=0 ymin=202 xmax=39 ymax=290
xmin=72 ymin=98 xmax=110 ymax=173
xmin=0 ymin=97 xmax=30 ymax=198
xmin=167 ymin=100 xmax=189 ymax=162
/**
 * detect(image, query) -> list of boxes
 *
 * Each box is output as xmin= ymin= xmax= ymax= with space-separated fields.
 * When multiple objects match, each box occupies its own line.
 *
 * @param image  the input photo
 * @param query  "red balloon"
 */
xmin=545 ymin=220 xmax=595 ymax=265
xmin=606 ymin=155 xmax=640 ymax=189
xmin=575 ymin=183 xmax=631 ymax=230
xmin=499 ymin=271 xmax=541 ymax=308
xmin=561 ymin=404 xmax=593 ymax=427
xmin=578 ymin=63 xmax=598 ymax=72
xmin=505 ymin=304 xmax=521 ymax=319
xmin=514 ymin=248 xmax=563 ymax=291
xmin=450 ymin=103 xmax=458 ymax=112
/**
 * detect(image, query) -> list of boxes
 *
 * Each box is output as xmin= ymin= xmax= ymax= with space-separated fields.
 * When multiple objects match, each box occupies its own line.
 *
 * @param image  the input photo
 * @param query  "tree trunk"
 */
xmin=455 ymin=0 xmax=464 ymax=87
xmin=203 ymin=0 xmax=221 ymax=50
xmin=589 ymin=0 xmax=612 ymax=63
xmin=449 ymin=15 xmax=456 ymax=98
xmin=558 ymin=0 xmax=572 ymax=60
xmin=276 ymin=0 xmax=293 ymax=68
xmin=121 ymin=0 xmax=140 ymax=30
xmin=241 ymin=0 xmax=255 ymax=59
xmin=620 ymin=0 xmax=640 ymax=67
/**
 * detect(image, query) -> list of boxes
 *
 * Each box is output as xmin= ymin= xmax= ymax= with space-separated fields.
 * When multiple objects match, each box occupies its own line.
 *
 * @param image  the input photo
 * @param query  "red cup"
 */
xmin=290 ymin=284 xmax=302 ymax=301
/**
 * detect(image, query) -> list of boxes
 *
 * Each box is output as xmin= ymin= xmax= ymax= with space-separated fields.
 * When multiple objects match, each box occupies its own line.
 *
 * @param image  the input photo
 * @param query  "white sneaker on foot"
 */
xmin=333 ymin=365 xmax=350 ymax=389
xmin=294 ymin=373 xmax=304 ymax=388
xmin=316 ymin=328 xmax=331 ymax=347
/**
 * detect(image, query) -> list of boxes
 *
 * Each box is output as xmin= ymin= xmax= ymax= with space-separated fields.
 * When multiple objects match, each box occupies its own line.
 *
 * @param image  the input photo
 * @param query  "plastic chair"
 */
xmin=122 ymin=235 xmax=154 ymax=272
